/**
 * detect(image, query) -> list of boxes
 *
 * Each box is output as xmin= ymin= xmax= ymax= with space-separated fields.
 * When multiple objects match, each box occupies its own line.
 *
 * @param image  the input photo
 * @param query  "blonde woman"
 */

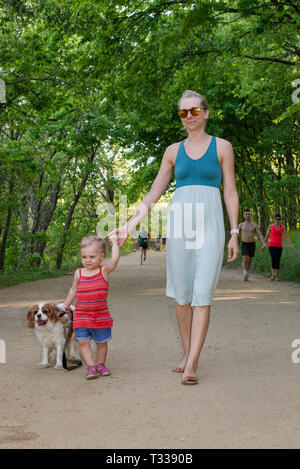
xmin=109 ymin=90 xmax=239 ymax=384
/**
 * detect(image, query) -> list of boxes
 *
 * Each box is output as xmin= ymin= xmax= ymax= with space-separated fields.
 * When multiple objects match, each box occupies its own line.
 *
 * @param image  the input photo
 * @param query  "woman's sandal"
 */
xmin=181 ymin=376 xmax=198 ymax=385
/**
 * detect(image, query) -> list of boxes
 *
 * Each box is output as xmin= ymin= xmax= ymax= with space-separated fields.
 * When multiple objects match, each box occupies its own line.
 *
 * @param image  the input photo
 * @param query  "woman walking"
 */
xmin=264 ymin=213 xmax=293 ymax=281
xmin=109 ymin=90 xmax=239 ymax=384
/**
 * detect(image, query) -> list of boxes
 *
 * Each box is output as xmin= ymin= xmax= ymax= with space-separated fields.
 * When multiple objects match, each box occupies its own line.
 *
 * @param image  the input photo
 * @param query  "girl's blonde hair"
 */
xmin=80 ymin=236 xmax=106 ymax=256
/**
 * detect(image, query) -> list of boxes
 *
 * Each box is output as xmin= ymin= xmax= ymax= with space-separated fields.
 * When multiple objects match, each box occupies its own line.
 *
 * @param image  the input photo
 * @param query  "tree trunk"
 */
xmin=0 ymin=179 xmax=14 ymax=271
xmin=55 ymin=148 xmax=98 ymax=269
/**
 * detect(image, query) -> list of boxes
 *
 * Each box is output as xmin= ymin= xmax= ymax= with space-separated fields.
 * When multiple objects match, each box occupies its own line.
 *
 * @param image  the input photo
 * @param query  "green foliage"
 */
xmin=0 ymin=0 xmax=299 ymax=286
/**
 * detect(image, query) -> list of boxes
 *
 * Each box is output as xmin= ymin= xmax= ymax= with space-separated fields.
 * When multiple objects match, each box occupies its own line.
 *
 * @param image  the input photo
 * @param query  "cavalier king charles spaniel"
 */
xmin=27 ymin=302 xmax=81 ymax=370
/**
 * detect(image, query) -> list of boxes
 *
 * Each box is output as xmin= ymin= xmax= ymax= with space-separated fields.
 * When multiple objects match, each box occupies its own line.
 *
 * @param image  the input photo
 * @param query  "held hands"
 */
xmin=108 ymin=224 xmax=129 ymax=247
xmin=227 ymin=234 xmax=239 ymax=263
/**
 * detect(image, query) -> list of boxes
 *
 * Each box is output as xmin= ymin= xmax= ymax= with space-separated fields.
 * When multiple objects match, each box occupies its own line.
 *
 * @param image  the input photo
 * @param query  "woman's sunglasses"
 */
xmin=178 ymin=107 xmax=207 ymax=118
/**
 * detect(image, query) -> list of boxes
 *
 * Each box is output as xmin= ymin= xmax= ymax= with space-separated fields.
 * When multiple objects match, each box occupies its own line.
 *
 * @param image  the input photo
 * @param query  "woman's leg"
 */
xmin=173 ymin=302 xmax=193 ymax=371
xmin=270 ymin=247 xmax=282 ymax=277
xmin=182 ymin=305 xmax=210 ymax=380
xmin=273 ymin=248 xmax=282 ymax=278
xmin=269 ymin=247 xmax=276 ymax=277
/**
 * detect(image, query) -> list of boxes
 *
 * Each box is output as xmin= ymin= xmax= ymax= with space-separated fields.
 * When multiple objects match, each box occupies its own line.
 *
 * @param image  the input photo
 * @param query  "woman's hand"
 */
xmin=227 ymin=234 xmax=239 ymax=262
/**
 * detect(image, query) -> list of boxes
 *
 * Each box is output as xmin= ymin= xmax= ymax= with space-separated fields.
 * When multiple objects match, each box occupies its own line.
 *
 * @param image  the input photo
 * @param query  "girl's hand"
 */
xmin=108 ymin=224 xmax=129 ymax=247
xmin=227 ymin=235 xmax=239 ymax=262
xmin=62 ymin=304 xmax=70 ymax=313
xmin=108 ymin=233 xmax=119 ymax=247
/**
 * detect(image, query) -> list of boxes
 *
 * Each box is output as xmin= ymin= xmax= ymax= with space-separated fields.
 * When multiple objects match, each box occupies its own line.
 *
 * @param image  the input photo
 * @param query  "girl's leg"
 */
xmin=96 ymin=341 xmax=108 ymax=365
xmin=173 ymin=302 xmax=193 ymax=371
xmin=96 ymin=342 xmax=111 ymax=376
xmin=78 ymin=339 xmax=94 ymax=367
xmin=182 ymin=305 xmax=210 ymax=380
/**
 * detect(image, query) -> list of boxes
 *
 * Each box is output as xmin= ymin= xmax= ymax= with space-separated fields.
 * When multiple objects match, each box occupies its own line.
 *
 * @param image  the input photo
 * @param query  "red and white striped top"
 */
xmin=73 ymin=267 xmax=113 ymax=329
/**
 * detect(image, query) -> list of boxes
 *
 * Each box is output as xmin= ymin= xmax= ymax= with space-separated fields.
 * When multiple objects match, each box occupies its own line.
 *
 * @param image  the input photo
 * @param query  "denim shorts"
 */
xmin=75 ymin=327 xmax=112 ymax=343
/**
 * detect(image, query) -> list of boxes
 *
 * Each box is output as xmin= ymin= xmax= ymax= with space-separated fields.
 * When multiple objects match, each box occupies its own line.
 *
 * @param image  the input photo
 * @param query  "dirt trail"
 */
xmin=0 ymin=251 xmax=300 ymax=449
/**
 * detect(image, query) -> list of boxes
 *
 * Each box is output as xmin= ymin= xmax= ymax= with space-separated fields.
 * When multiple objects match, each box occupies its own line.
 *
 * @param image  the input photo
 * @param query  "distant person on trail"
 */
xmin=238 ymin=209 xmax=267 ymax=281
xmin=138 ymin=226 xmax=149 ymax=264
xmin=263 ymin=213 xmax=293 ymax=281
xmin=63 ymin=235 xmax=119 ymax=380
xmin=108 ymin=90 xmax=239 ymax=385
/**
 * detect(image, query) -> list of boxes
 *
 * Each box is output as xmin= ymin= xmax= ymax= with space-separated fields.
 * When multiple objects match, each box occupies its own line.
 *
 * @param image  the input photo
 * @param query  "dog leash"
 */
xmin=59 ymin=310 xmax=82 ymax=371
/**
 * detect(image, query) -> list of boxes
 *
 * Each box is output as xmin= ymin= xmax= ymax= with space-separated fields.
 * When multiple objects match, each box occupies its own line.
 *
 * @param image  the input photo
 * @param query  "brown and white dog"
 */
xmin=26 ymin=302 xmax=81 ymax=370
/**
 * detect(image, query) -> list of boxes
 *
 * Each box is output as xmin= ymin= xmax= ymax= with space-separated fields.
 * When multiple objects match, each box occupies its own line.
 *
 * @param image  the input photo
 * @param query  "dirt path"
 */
xmin=1 ymin=251 xmax=300 ymax=449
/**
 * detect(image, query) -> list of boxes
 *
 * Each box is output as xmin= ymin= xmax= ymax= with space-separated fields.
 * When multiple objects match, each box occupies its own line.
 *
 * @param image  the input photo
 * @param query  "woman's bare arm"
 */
xmin=218 ymin=138 xmax=239 ymax=262
xmin=109 ymin=143 xmax=177 ymax=246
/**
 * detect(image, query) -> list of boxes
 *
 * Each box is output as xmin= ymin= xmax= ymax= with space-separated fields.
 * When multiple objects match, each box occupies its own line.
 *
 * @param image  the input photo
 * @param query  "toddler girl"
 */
xmin=63 ymin=235 xmax=119 ymax=379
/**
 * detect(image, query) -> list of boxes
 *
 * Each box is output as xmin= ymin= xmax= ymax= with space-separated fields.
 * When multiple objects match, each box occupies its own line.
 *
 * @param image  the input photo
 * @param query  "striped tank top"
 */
xmin=73 ymin=267 xmax=113 ymax=329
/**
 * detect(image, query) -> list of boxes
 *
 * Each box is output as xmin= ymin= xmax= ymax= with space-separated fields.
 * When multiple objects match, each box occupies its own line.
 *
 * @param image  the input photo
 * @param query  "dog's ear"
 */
xmin=43 ymin=303 xmax=60 ymax=322
xmin=27 ymin=307 xmax=37 ymax=328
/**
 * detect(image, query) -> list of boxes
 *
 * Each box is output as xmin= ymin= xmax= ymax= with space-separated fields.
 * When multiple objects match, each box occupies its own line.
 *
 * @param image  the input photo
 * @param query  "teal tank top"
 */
xmin=175 ymin=136 xmax=222 ymax=189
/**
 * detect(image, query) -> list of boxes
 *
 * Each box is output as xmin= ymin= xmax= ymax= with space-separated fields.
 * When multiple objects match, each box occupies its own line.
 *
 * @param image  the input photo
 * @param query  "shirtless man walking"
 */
xmin=238 ymin=210 xmax=267 ymax=281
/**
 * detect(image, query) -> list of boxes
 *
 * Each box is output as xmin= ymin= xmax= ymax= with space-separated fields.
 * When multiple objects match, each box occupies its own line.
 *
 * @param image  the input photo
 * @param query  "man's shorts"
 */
xmin=139 ymin=241 xmax=148 ymax=249
xmin=241 ymin=241 xmax=256 ymax=258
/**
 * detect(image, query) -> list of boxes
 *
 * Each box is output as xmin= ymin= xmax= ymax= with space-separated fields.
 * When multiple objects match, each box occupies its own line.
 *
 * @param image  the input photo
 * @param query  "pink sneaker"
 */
xmin=97 ymin=363 xmax=111 ymax=376
xmin=86 ymin=365 xmax=99 ymax=380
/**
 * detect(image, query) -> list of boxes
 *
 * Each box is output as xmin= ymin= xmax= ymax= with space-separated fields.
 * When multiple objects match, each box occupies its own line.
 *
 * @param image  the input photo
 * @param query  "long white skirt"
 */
xmin=166 ymin=185 xmax=225 ymax=306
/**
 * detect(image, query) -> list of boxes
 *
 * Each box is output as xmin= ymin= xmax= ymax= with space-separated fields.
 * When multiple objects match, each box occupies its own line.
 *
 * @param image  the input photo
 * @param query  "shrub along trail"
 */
xmin=0 ymin=252 xmax=300 ymax=449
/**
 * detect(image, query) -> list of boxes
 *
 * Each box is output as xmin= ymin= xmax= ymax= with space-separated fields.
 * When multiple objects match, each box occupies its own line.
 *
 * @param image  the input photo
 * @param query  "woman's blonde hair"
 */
xmin=178 ymin=90 xmax=210 ymax=130
xmin=178 ymin=90 xmax=210 ymax=111
xmin=80 ymin=236 xmax=106 ymax=256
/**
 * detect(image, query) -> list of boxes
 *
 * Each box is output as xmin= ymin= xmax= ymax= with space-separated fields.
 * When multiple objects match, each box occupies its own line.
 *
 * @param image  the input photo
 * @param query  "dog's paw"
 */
xmin=36 ymin=362 xmax=50 ymax=369
xmin=54 ymin=364 xmax=64 ymax=370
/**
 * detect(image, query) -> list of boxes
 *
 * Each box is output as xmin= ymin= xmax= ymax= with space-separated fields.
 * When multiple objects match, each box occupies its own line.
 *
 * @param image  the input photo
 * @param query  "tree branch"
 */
xmin=243 ymin=55 xmax=296 ymax=66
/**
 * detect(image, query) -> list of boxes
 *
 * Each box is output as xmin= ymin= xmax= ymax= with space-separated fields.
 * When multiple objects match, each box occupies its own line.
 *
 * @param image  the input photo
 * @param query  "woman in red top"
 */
xmin=264 ymin=213 xmax=293 ymax=281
